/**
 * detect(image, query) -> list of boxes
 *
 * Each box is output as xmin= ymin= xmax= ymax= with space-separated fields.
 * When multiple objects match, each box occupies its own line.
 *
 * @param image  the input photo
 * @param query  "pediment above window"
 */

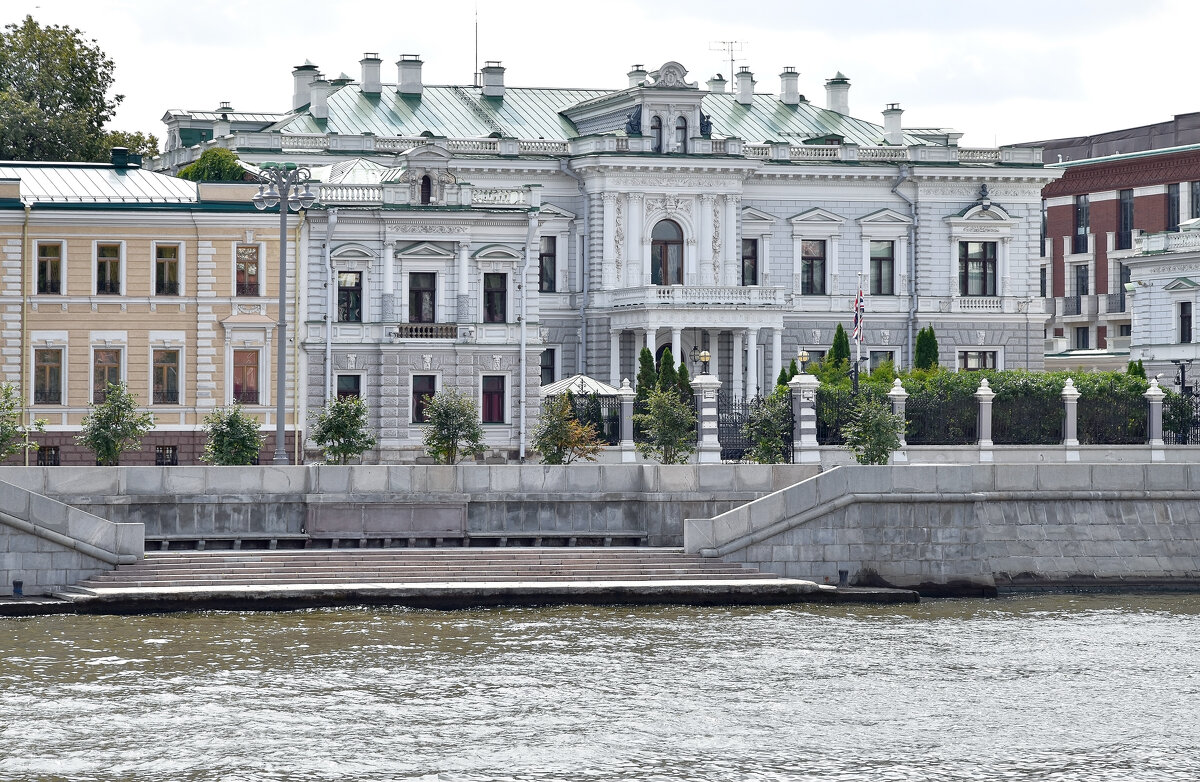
xmin=472 ymin=244 xmax=522 ymax=262
xmin=858 ymin=208 xmax=913 ymax=226
xmin=1163 ymin=277 xmax=1200 ymax=291
xmin=539 ymin=203 xmax=577 ymax=221
xmin=790 ymin=207 xmax=845 ymax=237
xmin=395 ymin=241 xmax=456 ymax=259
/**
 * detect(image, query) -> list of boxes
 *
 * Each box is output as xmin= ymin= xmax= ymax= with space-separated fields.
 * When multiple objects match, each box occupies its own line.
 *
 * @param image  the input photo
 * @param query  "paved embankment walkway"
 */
xmin=11 ymin=548 xmax=917 ymax=614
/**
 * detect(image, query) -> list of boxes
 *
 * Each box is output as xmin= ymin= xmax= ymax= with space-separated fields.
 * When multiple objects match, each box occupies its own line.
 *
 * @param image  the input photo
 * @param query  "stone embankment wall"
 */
xmin=0 ymin=465 xmax=818 ymax=549
xmin=685 ymin=463 xmax=1200 ymax=595
xmin=0 ymin=480 xmax=143 ymax=596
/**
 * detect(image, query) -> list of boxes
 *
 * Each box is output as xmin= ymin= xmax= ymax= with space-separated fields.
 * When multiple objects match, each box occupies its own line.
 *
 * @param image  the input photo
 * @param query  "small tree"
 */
xmin=76 ymin=383 xmax=154 ymax=466
xmin=841 ymin=394 xmax=904 ymax=465
xmin=177 ymin=148 xmax=246 ymax=182
xmin=676 ymin=360 xmax=694 ymax=404
xmin=421 ymin=388 xmax=484 ymax=464
xmin=1127 ymin=359 xmax=1146 ymax=379
xmin=633 ymin=386 xmax=696 ymax=464
xmin=534 ymin=394 xmax=603 ymax=464
xmin=310 ymin=394 xmax=377 ymax=464
xmin=0 ymin=383 xmax=46 ymax=461
xmin=915 ymin=326 xmax=940 ymax=370
xmin=201 ymin=404 xmax=264 ymax=466
xmin=743 ymin=387 xmax=793 ymax=464
xmin=829 ymin=324 xmax=851 ymax=366
xmin=657 ymin=347 xmax=679 ymax=395
xmin=634 ymin=347 xmax=657 ymax=405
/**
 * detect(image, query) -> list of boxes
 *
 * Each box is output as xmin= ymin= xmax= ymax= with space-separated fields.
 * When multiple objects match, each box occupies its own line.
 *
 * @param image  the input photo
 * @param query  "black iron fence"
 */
xmin=993 ymin=395 xmax=1062 ymax=445
xmin=815 ymin=386 xmax=854 ymax=445
xmin=905 ymin=393 xmax=977 ymax=445
xmin=1165 ymin=393 xmax=1200 ymax=444
xmin=1078 ymin=396 xmax=1146 ymax=445
xmin=716 ymin=391 xmax=794 ymax=463
xmin=568 ymin=394 xmax=622 ymax=445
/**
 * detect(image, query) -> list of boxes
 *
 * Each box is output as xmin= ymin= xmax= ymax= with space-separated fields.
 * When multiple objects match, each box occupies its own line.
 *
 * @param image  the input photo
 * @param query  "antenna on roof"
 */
xmin=474 ymin=2 xmax=480 ymax=88
xmin=709 ymin=40 xmax=746 ymax=85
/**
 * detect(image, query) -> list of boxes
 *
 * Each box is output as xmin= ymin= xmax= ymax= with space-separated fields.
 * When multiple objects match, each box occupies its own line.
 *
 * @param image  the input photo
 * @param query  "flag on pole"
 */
xmin=852 ymin=286 xmax=865 ymax=344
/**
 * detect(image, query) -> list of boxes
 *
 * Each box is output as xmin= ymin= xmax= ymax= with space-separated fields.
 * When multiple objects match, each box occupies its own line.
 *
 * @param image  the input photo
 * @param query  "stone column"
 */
xmin=456 ymin=241 xmax=470 ymax=323
xmin=699 ymin=194 xmax=714 ymax=286
xmin=732 ymin=330 xmax=744 ymax=399
xmin=761 ymin=233 xmax=771 ymax=286
xmin=618 ymin=378 xmax=636 ymax=463
xmin=723 ymin=195 xmax=738 ymax=285
xmin=788 ymin=372 xmax=820 ymax=464
xmin=889 ymin=378 xmax=909 ymax=448
xmin=976 ymin=377 xmax=995 ymax=462
xmin=628 ymin=193 xmax=644 ymax=287
xmin=770 ymin=328 xmax=782 ymax=387
xmin=644 ymin=326 xmax=656 ymax=355
xmin=746 ymin=327 xmax=760 ymax=399
xmin=381 ymin=240 xmax=396 ymax=322
xmin=1145 ymin=378 xmax=1165 ymax=461
xmin=671 ymin=327 xmax=682 ymax=365
xmin=610 ymin=330 xmax=622 ymax=387
xmin=602 ymin=193 xmax=617 ymax=288
xmin=1062 ymin=377 xmax=1080 ymax=459
xmin=692 ymin=370 xmax=722 ymax=463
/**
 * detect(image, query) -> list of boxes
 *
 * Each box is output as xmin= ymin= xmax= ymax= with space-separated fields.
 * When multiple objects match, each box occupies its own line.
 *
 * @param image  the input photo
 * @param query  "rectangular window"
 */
xmin=409 ymin=272 xmax=435 ymax=323
xmin=36 ymin=446 xmax=60 ymax=466
xmin=958 ymin=241 xmax=997 ymax=297
xmin=1192 ymin=182 xmax=1200 ymax=221
xmin=232 ymin=349 xmax=259 ymax=404
xmin=34 ymin=348 xmax=62 ymax=404
xmin=1072 ymin=195 xmax=1089 ymax=254
xmin=1168 ymin=183 xmax=1181 ymax=231
xmin=1040 ymin=200 xmax=1047 ymax=257
xmin=539 ymin=236 xmax=557 ymax=293
xmin=236 ymin=245 xmax=260 ymax=296
xmin=155 ymin=244 xmax=180 ymax=296
xmin=868 ymin=350 xmax=894 ymax=371
xmin=869 ymin=240 xmax=894 ymax=296
xmin=153 ymin=349 xmax=180 ymax=404
xmin=1119 ymin=324 xmax=1132 ymax=337
xmin=484 ymin=273 xmax=507 ymax=323
xmin=336 ymin=374 xmax=361 ymax=398
xmin=1075 ymin=326 xmax=1090 ymax=350
xmin=1075 ymin=264 xmax=1089 ymax=296
xmin=37 ymin=243 xmax=62 ymax=294
xmin=1181 ymin=302 xmax=1193 ymax=344
xmin=1039 ymin=267 xmax=1048 ymax=299
xmin=482 ymin=376 xmax=506 ymax=423
xmin=801 ymin=240 xmax=826 ymax=295
xmin=96 ymin=243 xmax=121 ymax=295
xmin=741 ymin=238 xmax=758 ymax=286
xmin=412 ymin=374 xmax=436 ymax=423
xmin=155 ymin=445 xmax=179 ymax=466
xmin=93 ymin=348 xmax=121 ymax=403
xmin=958 ymin=351 xmax=996 ymax=371
xmin=540 ymin=348 xmax=556 ymax=386
xmin=338 ymin=271 xmax=363 ymax=322
xmin=1117 ymin=189 xmax=1134 ymax=250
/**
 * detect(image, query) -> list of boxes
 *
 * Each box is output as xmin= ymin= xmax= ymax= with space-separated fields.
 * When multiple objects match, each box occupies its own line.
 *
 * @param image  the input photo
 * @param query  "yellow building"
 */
xmin=0 ymin=151 xmax=304 ymax=465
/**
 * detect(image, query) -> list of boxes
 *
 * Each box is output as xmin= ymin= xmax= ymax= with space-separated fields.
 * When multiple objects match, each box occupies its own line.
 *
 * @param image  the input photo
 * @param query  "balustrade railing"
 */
xmin=609 ymin=285 xmax=783 ymax=308
xmin=1062 ymin=296 xmax=1082 ymax=316
xmin=392 ymin=323 xmax=459 ymax=339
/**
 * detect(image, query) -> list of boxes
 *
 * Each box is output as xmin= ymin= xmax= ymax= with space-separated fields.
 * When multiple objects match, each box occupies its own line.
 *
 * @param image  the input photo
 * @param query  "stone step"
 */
xmin=83 ymin=563 xmax=765 ymax=580
xmin=78 ymin=572 xmax=781 ymax=588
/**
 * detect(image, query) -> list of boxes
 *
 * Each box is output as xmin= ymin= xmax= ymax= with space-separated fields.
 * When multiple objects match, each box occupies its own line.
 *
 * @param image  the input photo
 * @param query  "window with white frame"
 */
xmin=235 ymin=244 xmax=260 ymax=296
xmin=741 ymin=238 xmax=758 ymax=286
xmin=338 ymin=271 xmax=363 ymax=323
xmin=36 ymin=242 xmax=63 ymax=295
xmin=232 ymin=349 xmax=259 ymax=404
xmin=869 ymin=241 xmax=894 ymax=296
xmin=34 ymin=348 xmax=62 ymax=404
xmin=155 ymin=243 xmax=180 ymax=296
xmin=93 ymin=348 xmax=122 ymax=402
xmin=481 ymin=376 xmax=506 ymax=423
xmin=412 ymin=374 xmax=436 ymax=422
xmin=958 ymin=241 xmax=997 ymax=297
xmin=483 ymin=273 xmax=507 ymax=323
xmin=153 ymin=349 xmax=180 ymax=404
xmin=409 ymin=272 xmax=436 ymax=323
xmin=958 ymin=350 xmax=997 ymax=371
xmin=337 ymin=374 xmax=362 ymax=398
xmin=96 ymin=243 xmax=121 ymax=295
xmin=539 ymin=236 xmax=557 ymax=293
xmin=540 ymin=348 xmax=556 ymax=386
xmin=801 ymin=240 xmax=826 ymax=295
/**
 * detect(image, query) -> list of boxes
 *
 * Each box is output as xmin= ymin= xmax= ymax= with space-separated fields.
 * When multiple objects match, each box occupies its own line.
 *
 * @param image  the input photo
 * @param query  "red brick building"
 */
xmin=1041 ymin=144 xmax=1200 ymax=357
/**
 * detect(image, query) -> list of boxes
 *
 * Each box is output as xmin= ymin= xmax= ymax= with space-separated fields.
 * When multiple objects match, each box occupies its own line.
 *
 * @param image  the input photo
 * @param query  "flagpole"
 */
xmin=853 ymin=272 xmax=864 ymax=394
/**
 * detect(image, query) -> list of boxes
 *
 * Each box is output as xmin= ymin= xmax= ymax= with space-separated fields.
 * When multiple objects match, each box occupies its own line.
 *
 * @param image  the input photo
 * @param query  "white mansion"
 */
xmin=153 ymin=56 xmax=1059 ymax=461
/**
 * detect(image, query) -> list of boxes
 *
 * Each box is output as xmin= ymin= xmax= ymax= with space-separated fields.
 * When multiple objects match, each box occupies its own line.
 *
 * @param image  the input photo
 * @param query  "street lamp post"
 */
xmin=252 ymin=162 xmax=316 ymax=464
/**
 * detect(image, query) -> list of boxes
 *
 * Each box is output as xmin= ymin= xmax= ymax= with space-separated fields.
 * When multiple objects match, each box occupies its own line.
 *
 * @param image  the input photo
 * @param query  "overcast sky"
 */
xmin=7 ymin=0 xmax=1198 ymax=149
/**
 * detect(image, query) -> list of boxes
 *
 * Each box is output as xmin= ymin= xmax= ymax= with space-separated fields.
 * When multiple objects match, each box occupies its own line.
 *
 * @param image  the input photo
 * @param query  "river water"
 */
xmin=1 ymin=594 xmax=1198 ymax=781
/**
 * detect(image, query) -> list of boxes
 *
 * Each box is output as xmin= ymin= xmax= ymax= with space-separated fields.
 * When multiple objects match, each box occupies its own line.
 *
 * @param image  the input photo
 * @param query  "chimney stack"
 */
xmin=883 ymin=103 xmax=904 ymax=145
xmin=735 ymin=66 xmax=755 ymax=106
xmin=707 ymin=73 xmax=727 ymax=93
xmin=481 ymin=61 xmax=505 ymax=98
xmin=628 ymin=64 xmax=648 ymax=88
xmin=291 ymin=61 xmax=318 ymax=110
xmin=360 ymin=53 xmax=382 ymax=94
xmin=779 ymin=67 xmax=800 ymax=106
xmin=825 ymin=72 xmax=850 ymax=115
xmin=398 ymin=54 xmax=423 ymax=96
xmin=310 ymin=75 xmax=332 ymax=119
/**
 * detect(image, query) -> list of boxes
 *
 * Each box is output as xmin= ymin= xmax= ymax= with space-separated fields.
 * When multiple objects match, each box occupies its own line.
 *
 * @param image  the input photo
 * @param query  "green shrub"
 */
xmin=201 ymin=404 xmax=264 ymax=465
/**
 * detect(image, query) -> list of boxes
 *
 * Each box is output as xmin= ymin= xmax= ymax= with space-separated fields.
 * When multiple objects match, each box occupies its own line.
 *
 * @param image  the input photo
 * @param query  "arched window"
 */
xmin=651 ymin=220 xmax=684 ymax=286
xmin=420 ymin=175 xmax=432 ymax=205
xmin=650 ymin=116 xmax=663 ymax=153
xmin=675 ymin=116 xmax=688 ymax=153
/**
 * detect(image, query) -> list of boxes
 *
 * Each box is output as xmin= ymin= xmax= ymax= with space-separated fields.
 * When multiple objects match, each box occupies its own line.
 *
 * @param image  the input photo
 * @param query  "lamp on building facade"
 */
xmin=251 ymin=162 xmax=316 ymax=464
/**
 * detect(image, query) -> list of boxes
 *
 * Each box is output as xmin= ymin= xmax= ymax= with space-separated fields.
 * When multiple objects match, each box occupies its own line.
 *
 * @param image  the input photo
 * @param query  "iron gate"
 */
xmin=716 ymin=390 xmax=795 ymax=463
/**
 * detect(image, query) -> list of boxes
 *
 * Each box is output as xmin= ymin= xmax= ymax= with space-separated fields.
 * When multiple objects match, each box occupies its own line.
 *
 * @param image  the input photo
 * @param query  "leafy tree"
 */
xmin=829 ymin=324 xmax=851 ymax=366
xmin=0 ymin=383 xmax=46 ymax=462
xmin=743 ymin=387 xmax=793 ymax=464
xmin=676 ymin=360 xmax=694 ymax=404
xmin=915 ymin=326 xmax=940 ymax=370
xmin=94 ymin=130 xmax=159 ymax=161
xmin=177 ymin=148 xmax=247 ymax=182
xmin=841 ymin=393 xmax=905 ymax=465
xmin=76 ymin=383 xmax=154 ymax=466
xmin=200 ymin=404 xmax=264 ymax=466
xmin=657 ymin=347 xmax=679 ymax=395
xmin=776 ymin=358 xmax=801 ymax=388
xmin=421 ymin=388 xmax=484 ymax=464
xmin=633 ymin=386 xmax=696 ymax=464
xmin=0 ymin=16 xmax=121 ymax=161
xmin=634 ymin=347 xmax=657 ymax=401
xmin=311 ymin=394 xmax=377 ymax=464
xmin=534 ymin=394 xmax=603 ymax=464
xmin=1127 ymin=359 xmax=1146 ymax=379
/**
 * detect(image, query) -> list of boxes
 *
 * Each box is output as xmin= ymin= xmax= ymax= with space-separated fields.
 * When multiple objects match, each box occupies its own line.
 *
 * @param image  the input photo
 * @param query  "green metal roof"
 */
xmin=277 ymin=83 xmax=931 ymax=147
xmin=0 ymin=162 xmax=198 ymax=204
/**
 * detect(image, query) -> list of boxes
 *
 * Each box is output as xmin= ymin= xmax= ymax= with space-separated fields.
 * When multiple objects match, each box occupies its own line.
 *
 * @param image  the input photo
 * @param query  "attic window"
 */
xmin=420 ymin=175 xmax=432 ymax=205
xmin=651 ymin=116 xmax=662 ymax=153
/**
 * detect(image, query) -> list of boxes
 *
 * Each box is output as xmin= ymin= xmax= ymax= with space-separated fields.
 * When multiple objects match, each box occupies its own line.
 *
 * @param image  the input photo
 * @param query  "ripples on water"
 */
xmin=1 ymin=594 xmax=1198 ymax=781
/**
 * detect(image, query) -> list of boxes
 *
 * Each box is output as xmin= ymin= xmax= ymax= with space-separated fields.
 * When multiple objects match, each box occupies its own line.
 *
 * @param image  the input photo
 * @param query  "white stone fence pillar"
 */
xmin=692 ymin=371 xmax=722 ymax=463
xmin=617 ymin=379 xmax=636 ymax=463
xmin=788 ymin=372 xmax=820 ymax=464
